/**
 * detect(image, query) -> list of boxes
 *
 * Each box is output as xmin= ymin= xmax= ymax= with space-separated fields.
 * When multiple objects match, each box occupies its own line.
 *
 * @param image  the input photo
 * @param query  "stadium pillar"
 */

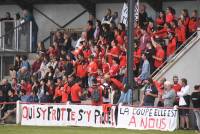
xmin=127 ymin=0 xmax=135 ymax=90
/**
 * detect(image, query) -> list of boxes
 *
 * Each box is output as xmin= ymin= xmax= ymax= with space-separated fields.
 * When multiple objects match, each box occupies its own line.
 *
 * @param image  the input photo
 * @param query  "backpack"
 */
xmin=91 ymin=87 xmax=100 ymax=102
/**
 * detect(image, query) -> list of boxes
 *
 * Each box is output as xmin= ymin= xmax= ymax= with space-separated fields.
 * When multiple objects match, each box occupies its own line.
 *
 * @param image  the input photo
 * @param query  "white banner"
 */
xmin=117 ymin=106 xmax=178 ymax=131
xmin=120 ymin=1 xmax=139 ymax=26
xmin=20 ymin=104 xmax=116 ymax=127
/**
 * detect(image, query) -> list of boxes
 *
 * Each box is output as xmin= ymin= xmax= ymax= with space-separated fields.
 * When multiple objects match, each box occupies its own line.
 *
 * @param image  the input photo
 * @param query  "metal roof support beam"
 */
xmin=76 ymin=0 xmax=96 ymax=17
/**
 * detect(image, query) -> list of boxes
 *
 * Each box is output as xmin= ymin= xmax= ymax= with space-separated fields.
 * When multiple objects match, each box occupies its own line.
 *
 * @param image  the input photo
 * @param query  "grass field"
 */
xmin=0 ymin=125 xmax=195 ymax=134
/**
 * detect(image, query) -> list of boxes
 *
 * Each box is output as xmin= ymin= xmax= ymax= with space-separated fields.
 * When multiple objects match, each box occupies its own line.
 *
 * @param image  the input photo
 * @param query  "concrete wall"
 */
xmin=155 ymin=36 xmax=200 ymax=93
xmin=0 ymin=5 xmax=22 ymax=19
xmin=163 ymin=1 xmax=199 ymax=17
xmin=34 ymin=4 xmax=89 ymax=42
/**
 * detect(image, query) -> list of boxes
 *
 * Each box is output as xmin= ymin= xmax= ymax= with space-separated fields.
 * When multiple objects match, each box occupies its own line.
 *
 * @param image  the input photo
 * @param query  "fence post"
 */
xmin=16 ymin=101 xmax=21 ymax=125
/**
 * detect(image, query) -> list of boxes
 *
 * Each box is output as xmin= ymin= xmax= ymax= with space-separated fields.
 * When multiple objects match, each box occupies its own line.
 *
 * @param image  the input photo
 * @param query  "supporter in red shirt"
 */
xmin=87 ymin=56 xmax=98 ymax=77
xmin=70 ymin=78 xmax=82 ymax=103
xmin=166 ymin=7 xmax=175 ymax=23
xmin=20 ymin=79 xmax=32 ymax=95
xmin=172 ymin=75 xmax=181 ymax=93
xmin=188 ymin=10 xmax=198 ymax=36
xmin=154 ymin=77 xmax=166 ymax=106
xmin=133 ymin=42 xmax=141 ymax=70
xmin=47 ymin=44 xmax=58 ymax=58
xmin=119 ymin=52 xmax=127 ymax=68
xmin=76 ymin=54 xmax=88 ymax=88
xmin=175 ymin=19 xmax=186 ymax=46
xmin=117 ymin=23 xmax=126 ymax=38
xmin=151 ymin=37 xmax=165 ymax=69
xmin=109 ymin=57 xmax=120 ymax=78
xmin=107 ymin=40 xmax=121 ymax=64
xmin=109 ymin=40 xmax=121 ymax=57
xmin=102 ymin=57 xmax=110 ymax=74
xmin=153 ymin=23 xmax=171 ymax=39
xmin=180 ymin=9 xmax=190 ymax=30
xmin=167 ymin=32 xmax=177 ymax=59
xmin=156 ymin=11 xmax=166 ymax=29
xmin=31 ymin=56 xmax=42 ymax=74
xmin=172 ymin=75 xmax=182 ymax=105
xmin=114 ymin=28 xmax=124 ymax=46
xmin=53 ymin=78 xmax=63 ymax=102
xmin=61 ymin=75 xmax=71 ymax=103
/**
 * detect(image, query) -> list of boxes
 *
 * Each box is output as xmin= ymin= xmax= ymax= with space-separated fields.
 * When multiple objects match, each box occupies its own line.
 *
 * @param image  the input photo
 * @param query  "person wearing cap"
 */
xmin=162 ymin=81 xmax=176 ymax=107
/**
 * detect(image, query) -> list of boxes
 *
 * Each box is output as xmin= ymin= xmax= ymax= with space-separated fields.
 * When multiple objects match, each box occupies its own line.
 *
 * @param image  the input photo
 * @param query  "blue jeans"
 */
xmin=118 ymin=89 xmax=133 ymax=105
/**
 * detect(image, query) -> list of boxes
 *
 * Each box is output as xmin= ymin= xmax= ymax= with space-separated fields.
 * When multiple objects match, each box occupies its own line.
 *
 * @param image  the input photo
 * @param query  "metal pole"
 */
xmin=14 ymin=21 xmax=17 ymax=51
xmin=30 ymin=21 xmax=32 ymax=53
xmin=127 ymin=0 xmax=135 ymax=90
xmin=0 ymin=56 xmax=3 ymax=80
xmin=0 ymin=21 xmax=2 ymax=49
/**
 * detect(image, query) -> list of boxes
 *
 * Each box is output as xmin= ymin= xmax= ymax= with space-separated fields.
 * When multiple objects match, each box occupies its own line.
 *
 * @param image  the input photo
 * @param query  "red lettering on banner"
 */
xmin=86 ymin=111 xmax=91 ymax=122
xmin=52 ymin=110 xmax=56 ymax=120
xmin=128 ymin=116 xmax=136 ymax=127
xmin=61 ymin=108 xmax=66 ymax=120
xmin=140 ymin=117 xmax=147 ymax=128
xmin=71 ymin=112 xmax=75 ymax=121
xmin=149 ymin=118 xmax=155 ymax=128
xmin=161 ymin=118 xmax=167 ymax=129
xmin=22 ymin=106 xmax=28 ymax=119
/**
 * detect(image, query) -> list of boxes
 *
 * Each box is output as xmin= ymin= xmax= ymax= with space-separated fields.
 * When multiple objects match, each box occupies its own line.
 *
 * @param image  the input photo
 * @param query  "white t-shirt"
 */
xmin=177 ymin=85 xmax=190 ymax=106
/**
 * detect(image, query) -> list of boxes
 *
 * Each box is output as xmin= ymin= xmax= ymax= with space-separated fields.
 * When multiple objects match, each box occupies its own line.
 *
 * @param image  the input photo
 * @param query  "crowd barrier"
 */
xmin=0 ymin=101 xmax=199 ymax=131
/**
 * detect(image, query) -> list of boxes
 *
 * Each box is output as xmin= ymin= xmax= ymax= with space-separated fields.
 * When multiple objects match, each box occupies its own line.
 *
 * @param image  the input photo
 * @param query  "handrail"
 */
xmin=150 ymin=30 xmax=198 ymax=78
xmin=0 ymin=20 xmax=32 ymax=52
xmin=0 ymin=20 xmax=31 ymax=39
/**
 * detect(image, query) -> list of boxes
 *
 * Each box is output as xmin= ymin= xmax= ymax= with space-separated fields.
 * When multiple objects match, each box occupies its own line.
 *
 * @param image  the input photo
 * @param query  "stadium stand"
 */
xmin=0 ymin=0 xmax=200 ymax=132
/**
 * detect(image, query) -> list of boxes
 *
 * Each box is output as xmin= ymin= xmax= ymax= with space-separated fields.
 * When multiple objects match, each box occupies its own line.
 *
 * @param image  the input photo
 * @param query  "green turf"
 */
xmin=0 ymin=125 xmax=195 ymax=134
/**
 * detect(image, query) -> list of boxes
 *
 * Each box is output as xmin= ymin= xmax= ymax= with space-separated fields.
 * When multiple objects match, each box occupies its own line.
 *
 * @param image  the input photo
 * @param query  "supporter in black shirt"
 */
xmin=1 ymin=79 xmax=12 ymax=101
xmin=191 ymin=85 xmax=200 ymax=132
xmin=141 ymin=77 xmax=158 ymax=106
xmin=145 ymin=42 xmax=156 ymax=74
xmin=87 ymin=20 xmax=95 ymax=40
xmin=0 ymin=90 xmax=19 ymax=123
xmin=139 ymin=5 xmax=148 ymax=28
xmin=0 ymin=90 xmax=6 ymax=118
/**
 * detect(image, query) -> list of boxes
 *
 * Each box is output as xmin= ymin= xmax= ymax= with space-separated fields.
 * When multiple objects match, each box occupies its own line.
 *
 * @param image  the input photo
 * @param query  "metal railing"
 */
xmin=0 ymin=20 xmax=32 ymax=53
xmin=151 ymin=30 xmax=199 ymax=79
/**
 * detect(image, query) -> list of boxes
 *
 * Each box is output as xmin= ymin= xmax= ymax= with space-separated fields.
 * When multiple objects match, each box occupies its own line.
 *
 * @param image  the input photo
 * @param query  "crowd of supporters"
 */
xmin=0 ymin=5 xmax=199 ymax=131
